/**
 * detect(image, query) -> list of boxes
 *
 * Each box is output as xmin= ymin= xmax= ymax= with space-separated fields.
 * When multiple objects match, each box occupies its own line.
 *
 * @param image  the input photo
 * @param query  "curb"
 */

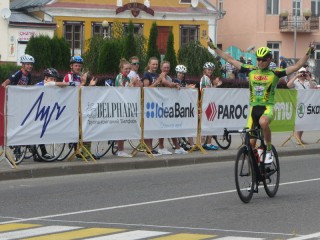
xmin=1 ymin=146 xmax=319 ymax=181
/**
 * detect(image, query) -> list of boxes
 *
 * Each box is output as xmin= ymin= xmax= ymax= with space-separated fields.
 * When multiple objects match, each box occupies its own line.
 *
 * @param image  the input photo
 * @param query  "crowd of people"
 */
xmin=1 ymin=39 xmax=316 ymax=162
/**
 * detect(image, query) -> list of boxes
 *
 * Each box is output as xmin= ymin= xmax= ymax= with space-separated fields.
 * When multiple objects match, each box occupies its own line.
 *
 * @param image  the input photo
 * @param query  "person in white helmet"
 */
xmin=2 ymin=54 xmax=35 ymax=87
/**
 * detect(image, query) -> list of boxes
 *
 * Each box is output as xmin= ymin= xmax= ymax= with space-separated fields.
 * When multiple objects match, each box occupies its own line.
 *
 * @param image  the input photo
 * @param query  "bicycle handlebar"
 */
xmin=224 ymin=127 xmax=260 ymax=134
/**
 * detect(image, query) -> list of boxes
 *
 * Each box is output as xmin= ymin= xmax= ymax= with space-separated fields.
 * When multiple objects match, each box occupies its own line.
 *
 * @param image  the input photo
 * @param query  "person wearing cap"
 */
xmin=287 ymin=67 xmax=316 ymax=144
xmin=279 ymin=56 xmax=287 ymax=69
xmin=208 ymin=39 xmax=315 ymax=164
xmin=2 ymin=54 xmax=35 ymax=87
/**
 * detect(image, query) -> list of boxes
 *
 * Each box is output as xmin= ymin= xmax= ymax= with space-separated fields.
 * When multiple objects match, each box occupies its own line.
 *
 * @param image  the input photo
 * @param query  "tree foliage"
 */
xmin=146 ymin=22 xmax=160 ymax=63
xmin=178 ymin=41 xmax=221 ymax=77
xmin=163 ymin=30 xmax=177 ymax=75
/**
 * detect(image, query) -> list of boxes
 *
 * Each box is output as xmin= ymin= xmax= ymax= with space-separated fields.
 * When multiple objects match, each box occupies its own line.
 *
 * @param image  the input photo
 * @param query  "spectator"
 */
xmin=114 ymin=58 xmax=136 ymax=158
xmin=128 ymin=56 xmax=143 ymax=87
xmin=2 ymin=54 xmax=34 ymax=87
xmin=287 ymin=67 xmax=316 ymax=144
xmin=237 ymin=56 xmax=247 ymax=80
xmin=269 ymin=59 xmax=277 ymax=70
xmin=279 ymin=56 xmax=287 ymax=69
xmin=200 ymin=62 xmax=219 ymax=151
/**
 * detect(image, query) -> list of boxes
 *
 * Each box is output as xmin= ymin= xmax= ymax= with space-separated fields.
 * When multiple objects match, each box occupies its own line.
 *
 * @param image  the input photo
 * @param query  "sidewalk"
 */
xmin=0 ymin=131 xmax=319 ymax=181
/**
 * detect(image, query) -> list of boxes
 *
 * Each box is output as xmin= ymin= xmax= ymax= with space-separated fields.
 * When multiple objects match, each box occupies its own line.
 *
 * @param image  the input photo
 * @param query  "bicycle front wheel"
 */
xmin=235 ymin=146 xmax=255 ymax=203
xmin=213 ymin=134 xmax=232 ymax=150
xmin=5 ymin=145 xmax=27 ymax=165
xmin=263 ymin=145 xmax=280 ymax=198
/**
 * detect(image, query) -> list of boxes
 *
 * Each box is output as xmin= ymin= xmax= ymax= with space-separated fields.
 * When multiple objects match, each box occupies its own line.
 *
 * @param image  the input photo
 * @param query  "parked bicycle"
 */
xmin=224 ymin=127 xmax=280 ymax=203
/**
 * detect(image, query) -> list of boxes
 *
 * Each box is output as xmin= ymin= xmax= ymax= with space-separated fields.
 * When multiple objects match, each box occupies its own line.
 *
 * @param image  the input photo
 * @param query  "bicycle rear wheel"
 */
xmin=213 ymin=134 xmax=232 ymax=150
xmin=263 ymin=145 xmax=280 ymax=198
xmin=92 ymin=141 xmax=113 ymax=158
xmin=111 ymin=141 xmax=118 ymax=155
xmin=35 ymin=144 xmax=65 ymax=162
xmin=235 ymin=146 xmax=255 ymax=203
xmin=128 ymin=139 xmax=159 ymax=152
xmin=5 ymin=145 xmax=27 ymax=165
xmin=57 ymin=143 xmax=75 ymax=161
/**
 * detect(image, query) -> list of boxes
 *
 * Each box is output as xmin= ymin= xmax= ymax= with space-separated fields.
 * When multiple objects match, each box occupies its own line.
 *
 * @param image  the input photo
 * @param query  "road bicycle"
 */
xmin=224 ymin=127 xmax=280 ymax=203
xmin=5 ymin=144 xmax=65 ymax=164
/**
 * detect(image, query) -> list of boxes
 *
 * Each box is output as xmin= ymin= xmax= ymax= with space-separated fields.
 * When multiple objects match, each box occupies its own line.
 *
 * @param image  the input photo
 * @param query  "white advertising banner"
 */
xmin=81 ymin=87 xmax=141 ymax=141
xmin=143 ymin=88 xmax=198 ymax=138
xmin=295 ymin=89 xmax=320 ymax=131
xmin=201 ymin=88 xmax=249 ymax=135
xmin=7 ymin=86 xmax=79 ymax=145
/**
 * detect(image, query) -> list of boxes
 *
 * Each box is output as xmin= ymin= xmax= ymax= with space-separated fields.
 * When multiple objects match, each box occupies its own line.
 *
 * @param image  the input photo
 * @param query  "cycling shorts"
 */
xmin=247 ymin=105 xmax=273 ymax=130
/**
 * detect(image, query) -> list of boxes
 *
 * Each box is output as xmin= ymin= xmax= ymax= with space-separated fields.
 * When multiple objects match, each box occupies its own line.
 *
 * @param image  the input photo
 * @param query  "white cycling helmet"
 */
xmin=175 ymin=65 xmax=187 ymax=74
xmin=203 ymin=62 xmax=215 ymax=69
xmin=20 ymin=54 xmax=35 ymax=64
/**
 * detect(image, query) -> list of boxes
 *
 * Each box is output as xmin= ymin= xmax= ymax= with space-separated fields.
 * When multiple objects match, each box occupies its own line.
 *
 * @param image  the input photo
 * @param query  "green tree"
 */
xmin=123 ymin=21 xmax=136 ymax=60
xmin=146 ymin=22 xmax=160 ymax=64
xmin=178 ymin=41 xmax=220 ymax=77
xmin=163 ymin=30 xmax=177 ymax=76
xmin=50 ymin=36 xmax=70 ymax=70
xmin=83 ymin=35 xmax=104 ymax=73
xmin=25 ymin=35 xmax=51 ymax=70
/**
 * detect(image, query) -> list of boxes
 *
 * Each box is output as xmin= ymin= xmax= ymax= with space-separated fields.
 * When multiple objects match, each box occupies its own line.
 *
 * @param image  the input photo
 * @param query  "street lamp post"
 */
xmin=102 ymin=20 xmax=109 ymax=39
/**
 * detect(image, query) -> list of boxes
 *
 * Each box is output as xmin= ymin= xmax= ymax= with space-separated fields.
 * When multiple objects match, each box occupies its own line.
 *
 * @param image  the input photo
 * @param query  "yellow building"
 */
xmin=7 ymin=0 xmax=220 ymax=58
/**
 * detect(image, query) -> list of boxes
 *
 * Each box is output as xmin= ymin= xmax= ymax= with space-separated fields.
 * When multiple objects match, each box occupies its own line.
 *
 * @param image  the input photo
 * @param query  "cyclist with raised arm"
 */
xmin=208 ymin=40 xmax=315 ymax=164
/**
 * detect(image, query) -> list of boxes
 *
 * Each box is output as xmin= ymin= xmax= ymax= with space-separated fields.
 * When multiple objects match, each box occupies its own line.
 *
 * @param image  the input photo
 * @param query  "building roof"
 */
xmin=10 ymin=0 xmax=54 ymax=10
xmin=9 ymin=11 xmax=56 ymax=27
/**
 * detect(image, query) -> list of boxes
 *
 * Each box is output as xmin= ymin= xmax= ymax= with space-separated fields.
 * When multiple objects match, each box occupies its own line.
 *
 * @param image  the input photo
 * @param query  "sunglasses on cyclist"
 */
xmin=131 ymin=62 xmax=140 ymax=65
xmin=256 ymin=58 xmax=268 ymax=62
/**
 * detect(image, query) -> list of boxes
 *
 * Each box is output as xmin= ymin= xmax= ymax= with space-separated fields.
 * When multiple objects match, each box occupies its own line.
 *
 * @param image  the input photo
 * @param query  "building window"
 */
xmin=311 ymin=0 xmax=320 ymax=16
xmin=180 ymin=0 xmax=191 ymax=3
xmin=314 ymin=43 xmax=320 ymax=59
xmin=218 ymin=0 xmax=223 ymax=11
xmin=180 ymin=25 xmax=199 ymax=47
xmin=266 ymin=0 xmax=279 ymax=15
xmin=267 ymin=42 xmax=280 ymax=65
xmin=123 ymin=23 xmax=143 ymax=35
xmin=92 ymin=22 xmax=112 ymax=38
xmin=64 ymin=22 xmax=83 ymax=56
xmin=293 ymin=0 xmax=301 ymax=16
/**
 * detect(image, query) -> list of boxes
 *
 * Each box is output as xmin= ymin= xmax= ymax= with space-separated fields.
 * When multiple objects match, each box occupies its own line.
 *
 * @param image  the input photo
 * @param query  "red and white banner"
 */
xmin=295 ymin=89 xmax=320 ymax=131
xmin=143 ymin=88 xmax=198 ymax=138
xmin=201 ymin=88 xmax=249 ymax=135
xmin=0 ymin=86 xmax=5 ymax=146
xmin=81 ymin=87 xmax=141 ymax=141
xmin=6 ymin=86 xmax=79 ymax=145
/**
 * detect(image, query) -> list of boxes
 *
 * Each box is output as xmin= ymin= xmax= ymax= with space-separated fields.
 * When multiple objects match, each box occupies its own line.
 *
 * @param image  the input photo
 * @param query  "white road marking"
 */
xmin=1 ymin=177 xmax=319 ymax=238
xmin=214 ymin=237 xmax=264 ymax=240
xmin=0 ymin=226 xmax=81 ymax=239
xmin=287 ymin=232 xmax=320 ymax=240
xmin=82 ymin=230 xmax=169 ymax=240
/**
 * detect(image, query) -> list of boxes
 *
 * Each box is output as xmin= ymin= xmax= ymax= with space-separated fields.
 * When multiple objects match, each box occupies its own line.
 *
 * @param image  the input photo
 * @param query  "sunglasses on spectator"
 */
xmin=256 ymin=58 xmax=268 ymax=62
xmin=131 ymin=62 xmax=140 ymax=65
xmin=299 ymin=71 xmax=306 ymax=74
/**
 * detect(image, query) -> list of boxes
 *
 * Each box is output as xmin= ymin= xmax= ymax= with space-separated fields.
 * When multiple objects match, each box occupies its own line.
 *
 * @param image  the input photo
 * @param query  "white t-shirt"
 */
xmin=128 ymin=70 xmax=140 ymax=81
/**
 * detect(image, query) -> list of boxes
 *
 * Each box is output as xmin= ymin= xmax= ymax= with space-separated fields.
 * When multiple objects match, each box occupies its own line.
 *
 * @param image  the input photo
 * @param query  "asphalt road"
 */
xmin=0 ymin=154 xmax=319 ymax=239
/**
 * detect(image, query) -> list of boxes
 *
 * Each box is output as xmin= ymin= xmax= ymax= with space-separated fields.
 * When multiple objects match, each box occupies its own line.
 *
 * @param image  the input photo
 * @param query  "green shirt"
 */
xmin=241 ymin=64 xmax=287 ymax=106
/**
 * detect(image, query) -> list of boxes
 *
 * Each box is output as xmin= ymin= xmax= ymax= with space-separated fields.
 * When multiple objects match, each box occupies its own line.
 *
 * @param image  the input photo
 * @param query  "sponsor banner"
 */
xmin=0 ymin=87 xmax=5 ymax=146
xmin=7 ymin=86 xmax=79 ymax=145
xmin=201 ymin=88 xmax=249 ymax=135
xmin=143 ymin=88 xmax=198 ymax=138
xmin=82 ymin=87 xmax=141 ymax=141
xmin=270 ymin=89 xmax=297 ymax=132
xmin=295 ymin=89 xmax=320 ymax=131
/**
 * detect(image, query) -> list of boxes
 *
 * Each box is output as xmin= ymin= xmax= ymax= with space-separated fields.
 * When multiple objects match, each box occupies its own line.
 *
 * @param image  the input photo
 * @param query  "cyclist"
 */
xmin=37 ymin=68 xmax=76 ymax=87
xmin=63 ymin=56 xmax=86 ymax=86
xmin=200 ymin=62 xmax=219 ymax=151
xmin=208 ymin=40 xmax=315 ymax=163
xmin=2 ymin=54 xmax=35 ymax=87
